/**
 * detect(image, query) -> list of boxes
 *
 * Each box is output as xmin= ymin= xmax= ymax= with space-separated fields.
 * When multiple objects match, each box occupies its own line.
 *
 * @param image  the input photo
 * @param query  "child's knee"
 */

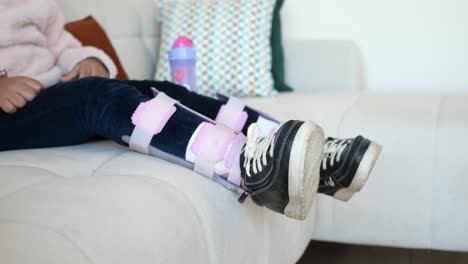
xmin=75 ymin=77 xmax=126 ymax=97
xmin=74 ymin=76 xmax=109 ymax=86
xmin=65 ymin=78 xmax=144 ymax=107
xmin=66 ymin=77 xmax=111 ymax=94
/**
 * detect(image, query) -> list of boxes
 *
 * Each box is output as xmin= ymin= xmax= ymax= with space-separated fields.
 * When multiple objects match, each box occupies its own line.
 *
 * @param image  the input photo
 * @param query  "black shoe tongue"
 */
xmin=240 ymin=142 xmax=276 ymax=191
xmin=322 ymin=139 xmax=352 ymax=175
xmin=241 ymin=120 xmax=299 ymax=196
xmin=240 ymin=134 xmax=276 ymax=181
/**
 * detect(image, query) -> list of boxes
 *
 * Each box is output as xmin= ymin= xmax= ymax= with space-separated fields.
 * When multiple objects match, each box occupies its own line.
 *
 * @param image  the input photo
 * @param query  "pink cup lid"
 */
xmin=172 ymin=36 xmax=194 ymax=49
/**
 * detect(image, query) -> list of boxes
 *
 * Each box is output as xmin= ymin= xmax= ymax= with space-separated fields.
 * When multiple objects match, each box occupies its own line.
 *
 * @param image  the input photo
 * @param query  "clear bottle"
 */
xmin=169 ymin=36 xmax=197 ymax=92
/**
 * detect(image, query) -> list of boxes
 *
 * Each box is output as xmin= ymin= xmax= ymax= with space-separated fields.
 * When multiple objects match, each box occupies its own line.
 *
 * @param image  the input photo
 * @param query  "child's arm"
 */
xmin=45 ymin=0 xmax=117 ymax=79
xmin=0 ymin=75 xmax=43 ymax=114
xmin=61 ymin=58 xmax=111 ymax=82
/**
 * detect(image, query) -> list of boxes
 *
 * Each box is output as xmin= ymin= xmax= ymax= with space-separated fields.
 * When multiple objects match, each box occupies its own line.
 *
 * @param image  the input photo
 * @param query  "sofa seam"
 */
xmin=109 ymin=174 xmax=215 ymax=264
xmin=138 ymin=176 xmax=215 ymax=264
xmin=0 ymin=164 xmax=67 ymax=177
xmin=0 ymin=219 xmax=95 ymax=264
xmin=0 ymin=165 xmax=65 ymax=201
xmin=336 ymin=93 xmax=363 ymax=137
xmin=429 ymin=95 xmax=444 ymax=249
xmin=333 ymin=93 xmax=363 ymax=228
xmin=90 ymin=151 xmax=127 ymax=177
xmin=0 ymin=177 xmax=60 ymax=202
xmin=0 ymin=164 xmax=64 ymax=174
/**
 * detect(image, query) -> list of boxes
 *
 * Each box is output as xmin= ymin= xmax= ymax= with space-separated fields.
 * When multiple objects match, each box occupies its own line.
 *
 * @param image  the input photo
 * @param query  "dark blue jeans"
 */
xmin=0 ymin=77 xmax=252 ymax=158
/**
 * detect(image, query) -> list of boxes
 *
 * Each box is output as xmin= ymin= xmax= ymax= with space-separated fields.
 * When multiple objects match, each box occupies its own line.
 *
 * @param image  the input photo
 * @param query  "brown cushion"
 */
xmin=65 ymin=16 xmax=129 ymax=80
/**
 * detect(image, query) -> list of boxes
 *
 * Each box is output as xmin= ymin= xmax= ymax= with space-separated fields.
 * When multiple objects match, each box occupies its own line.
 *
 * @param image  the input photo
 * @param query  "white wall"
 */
xmin=282 ymin=0 xmax=468 ymax=92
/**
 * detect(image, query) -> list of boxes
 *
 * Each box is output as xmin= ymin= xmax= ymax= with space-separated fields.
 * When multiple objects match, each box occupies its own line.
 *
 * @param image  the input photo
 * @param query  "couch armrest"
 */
xmin=283 ymin=39 xmax=365 ymax=92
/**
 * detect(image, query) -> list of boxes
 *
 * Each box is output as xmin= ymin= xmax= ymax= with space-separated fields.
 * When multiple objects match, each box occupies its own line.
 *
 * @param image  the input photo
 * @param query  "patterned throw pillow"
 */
xmin=155 ymin=0 xmax=277 ymax=97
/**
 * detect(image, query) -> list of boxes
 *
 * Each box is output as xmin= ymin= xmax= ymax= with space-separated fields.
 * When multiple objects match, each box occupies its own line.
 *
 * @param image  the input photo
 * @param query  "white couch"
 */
xmin=1 ymin=0 xmax=468 ymax=263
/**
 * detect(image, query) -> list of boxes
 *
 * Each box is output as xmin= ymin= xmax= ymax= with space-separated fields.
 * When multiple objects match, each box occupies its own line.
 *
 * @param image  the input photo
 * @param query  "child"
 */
xmin=0 ymin=0 xmax=381 ymax=220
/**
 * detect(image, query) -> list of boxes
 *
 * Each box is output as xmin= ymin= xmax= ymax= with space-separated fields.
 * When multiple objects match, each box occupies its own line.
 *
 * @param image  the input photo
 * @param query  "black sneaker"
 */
xmin=238 ymin=120 xmax=325 ymax=220
xmin=319 ymin=136 xmax=382 ymax=201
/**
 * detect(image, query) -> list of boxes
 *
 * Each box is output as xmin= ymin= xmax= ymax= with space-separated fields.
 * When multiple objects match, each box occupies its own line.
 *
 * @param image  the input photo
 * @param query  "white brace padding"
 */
xmin=192 ymin=123 xmax=237 ymax=179
xmin=129 ymin=92 xmax=177 ymax=155
xmin=227 ymin=145 xmax=243 ymax=186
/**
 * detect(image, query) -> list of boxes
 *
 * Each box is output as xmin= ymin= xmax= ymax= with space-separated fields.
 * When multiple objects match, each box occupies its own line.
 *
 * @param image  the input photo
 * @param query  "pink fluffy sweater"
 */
xmin=0 ymin=0 xmax=117 ymax=87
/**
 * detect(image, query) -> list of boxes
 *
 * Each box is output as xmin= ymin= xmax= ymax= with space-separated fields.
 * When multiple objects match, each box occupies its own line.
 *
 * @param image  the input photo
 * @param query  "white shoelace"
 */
xmin=322 ymin=138 xmax=352 ymax=170
xmin=242 ymin=124 xmax=276 ymax=177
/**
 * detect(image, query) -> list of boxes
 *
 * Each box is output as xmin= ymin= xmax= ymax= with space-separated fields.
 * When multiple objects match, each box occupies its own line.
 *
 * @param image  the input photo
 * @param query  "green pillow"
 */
xmin=271 ymin=0 xmax=293 ymax=92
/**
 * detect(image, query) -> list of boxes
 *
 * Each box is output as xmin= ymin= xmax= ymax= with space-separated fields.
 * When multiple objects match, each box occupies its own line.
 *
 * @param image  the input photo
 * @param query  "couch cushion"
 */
xmin=242 ymin=92 xmax=468 ymax=252
xmin=2 ymin=91 xmax=468 ymax=258
xmin=0 ymin=140 xmax=314 ymax=264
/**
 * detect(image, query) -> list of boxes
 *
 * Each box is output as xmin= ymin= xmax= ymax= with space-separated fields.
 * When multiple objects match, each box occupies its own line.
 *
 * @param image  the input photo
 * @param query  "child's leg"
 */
xmin=124 ymin=80 xmax=226 ymax=120
xmin=0 ymin=77 xmax=141 ymax=150
xmin=0 ymin=77 xmax=330 ymax=220
xmin=124 ymin=80 xmax=280 ymax=135
xmin=122 ymin=80 xmax=382 ymax=203
xmin=0 ymin=77 xmax=202 ymax=157
xmin=0 ymin=77 xmax=244 ymax=186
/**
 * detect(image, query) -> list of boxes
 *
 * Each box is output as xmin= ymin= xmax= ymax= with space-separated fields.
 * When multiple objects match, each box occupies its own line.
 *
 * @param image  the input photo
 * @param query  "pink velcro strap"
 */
xmin=215 ymin=97 xmax=248 ymax=132
xmin=192 ymin=123 xmax=237 ymax=179
xmin=129 ymin=92 xmax=177 ymax=154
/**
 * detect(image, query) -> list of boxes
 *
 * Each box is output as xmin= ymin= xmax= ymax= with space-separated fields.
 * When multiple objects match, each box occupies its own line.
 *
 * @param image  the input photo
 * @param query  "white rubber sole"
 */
xmin=284 ymin=122 xmax=325 ymax=220
xmin=333 ymin=141 xmax=382 ymax=201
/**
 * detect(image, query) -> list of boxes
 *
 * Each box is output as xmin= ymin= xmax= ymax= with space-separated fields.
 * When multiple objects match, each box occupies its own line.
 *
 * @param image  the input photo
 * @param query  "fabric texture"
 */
xmin=0 ymin=76 xmax=262 ymax=152
xmin=140 ymin=81 xmax=263 ymax=134
xmin=155 ymin=0 xmax=277 ymax=97
xmin=0 ymin=78 xmax=205 ymax=160
xmin=0 ymin=0 xmax=117 ymax=87
xmin=271 ymin=0 xmax=293 ymax=92
xmin=65 ymin=16 xmax=129 ymax=80
xmin=0 ymin=139 xmax=314 ymax=264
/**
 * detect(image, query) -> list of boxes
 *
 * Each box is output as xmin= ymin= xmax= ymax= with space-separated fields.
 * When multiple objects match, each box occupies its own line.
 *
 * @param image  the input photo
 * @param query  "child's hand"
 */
xmin=0 ymin=77 xmax=43 ymax=114
xmin=62 ymin=58 xmax=109 ymax=82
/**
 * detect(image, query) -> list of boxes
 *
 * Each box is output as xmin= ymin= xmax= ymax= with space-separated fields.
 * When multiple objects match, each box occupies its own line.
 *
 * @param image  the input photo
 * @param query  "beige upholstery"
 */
xmin=244 ymin=92 xmax=468 ymax=252
xmin=0 ymin=141 xmax=314 ymax=264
